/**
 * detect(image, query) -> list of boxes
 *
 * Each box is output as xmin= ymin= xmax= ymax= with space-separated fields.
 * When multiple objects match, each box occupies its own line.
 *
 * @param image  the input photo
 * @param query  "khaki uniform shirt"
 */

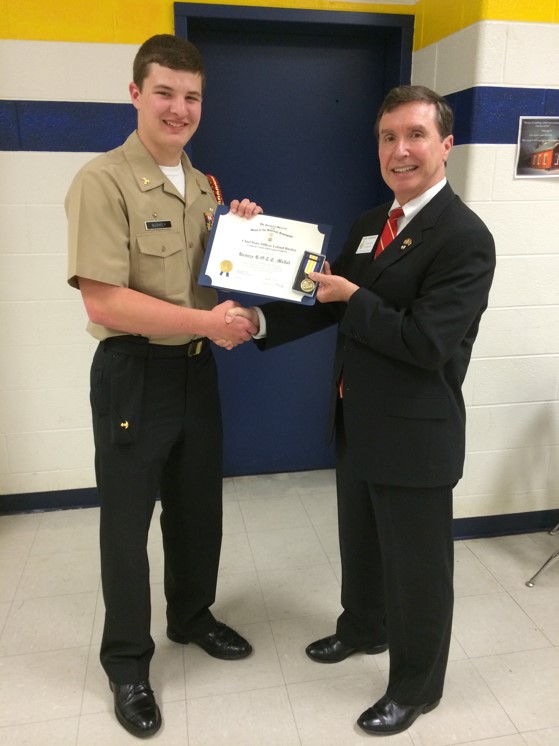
xmin=66 ymin=131 xmax=218 ymax=345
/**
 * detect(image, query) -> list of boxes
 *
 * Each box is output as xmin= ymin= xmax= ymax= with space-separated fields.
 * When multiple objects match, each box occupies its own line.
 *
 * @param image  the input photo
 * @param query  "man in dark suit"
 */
xmin=227 ymin=85 xmax=495 ymax=735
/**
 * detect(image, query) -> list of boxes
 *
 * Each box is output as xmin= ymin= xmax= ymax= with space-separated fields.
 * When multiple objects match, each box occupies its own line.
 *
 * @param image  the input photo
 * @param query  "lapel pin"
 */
xmin=400 ymin=238 xmax=413 ymax=250
xmin=141 ymin=177 xmax=150 ymax=185
xmin=120 ymin=421 xmax=129 ymax=429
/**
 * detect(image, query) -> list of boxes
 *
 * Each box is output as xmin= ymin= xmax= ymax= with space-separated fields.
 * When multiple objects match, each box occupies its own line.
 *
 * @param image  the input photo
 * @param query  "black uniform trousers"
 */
xmin=90 ymin=335 xmax=223 ymax=683
xmin=334 ymin=405 xmax=454 ymax=706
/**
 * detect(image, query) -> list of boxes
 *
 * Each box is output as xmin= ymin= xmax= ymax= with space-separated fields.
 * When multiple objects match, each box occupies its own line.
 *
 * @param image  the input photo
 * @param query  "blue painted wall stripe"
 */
xmin=1 ymin=87 xmax=559 ymax=152
xmin=446 ymin=86 xmax=559 ymax=146
xmin=0 ymin=100 xmax=137 ymax=152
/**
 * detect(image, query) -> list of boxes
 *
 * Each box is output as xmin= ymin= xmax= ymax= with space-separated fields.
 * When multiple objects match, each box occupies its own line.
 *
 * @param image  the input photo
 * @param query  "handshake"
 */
xmin=205 ymin=259 xmax=357 ymax=350
xmin=208 ymin=300 xmax=260 ymax=351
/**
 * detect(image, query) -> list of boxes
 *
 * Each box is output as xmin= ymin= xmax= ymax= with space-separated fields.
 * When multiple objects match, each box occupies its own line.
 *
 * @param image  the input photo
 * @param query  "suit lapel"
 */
xmin=359 ymin=183 xmax=457 ymax=286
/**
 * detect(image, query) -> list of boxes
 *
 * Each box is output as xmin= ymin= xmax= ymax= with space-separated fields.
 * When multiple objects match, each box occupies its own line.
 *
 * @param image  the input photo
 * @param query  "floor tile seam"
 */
xmin=454 ymin=589 xmax=532 ymax=605
xmin=235 ymin=491 xmax=302 ymax=503
xmin=439 ymin=726 xmax=521 ymax=746
xmin=12 ymin=587 xmax=101 ymax=604
xmin=0 ymin=642 xmax=92 ymax=662
xmin=284 ymin=670 xmax=382 ymax=691
xmin=457 ymin=543 xmax=511 ymax=591
xmin=244 ymin=525 xmax=327 ymax=545
xmin=0 ymin=634 xmax=97 ymax=658
xmin=0 ymin=614 xmax=10 ymax=641
xmin=508 ymin=608 xmax=559 ymax=648
xmin=19 ymin=512 xmax=44 ymax=560
xmin=465 ymin=646 xmax=559 ymax=679
xmin=445 ymin=663 xmax=520 ymax=736
xmin=504 ymin=589 xmax=559 ymax=646
xmin=268 ymin=616 xmax=303 ymax=683
xmin=297 ymin=491 xmax=338 ymax=535
xmin=183 ymin=680 xmax=292 ymax=703
xmin=463 ymin=541 xmax=544 ymax=583
xmin=264 ymin=608 xmax=342 ymax=623
xmin=252 ymin=560 xmax=338 ymax=583
xmin=453 ymin=586 xmax=513 ymax=599
xmin=241 ymin=516 xmax=315 ymax=534
xmin=0 ymin=714 xmax=82 ymax=731
xmin=235 ymin=526 xmax=265 ymax=596
xmin=516 ymin=725 xmax=559 ymax=739
xmin=3 ymin=549 xmax=33 ymax=614
xmin=235 ymin=498 xmax=256 ymax=536
xmin=282 ymin=677 xmax=310 ymax=746
xmin=244 ymin=523 xmax=333 ymax=561
xmin=455 ymin=639 xmax=556 ymax=662
xmin=237 ymin=491 xmax=309 ymax=512
xmin=77 ymin=642 xmax=96 ymax=720
xmin=26 ymin=546 xmax=101 ymax=559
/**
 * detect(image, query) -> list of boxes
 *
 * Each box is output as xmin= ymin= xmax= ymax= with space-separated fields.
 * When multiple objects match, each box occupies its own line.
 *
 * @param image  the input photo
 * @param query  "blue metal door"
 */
xmin=176 ymin=6 xmax=413 ymax=475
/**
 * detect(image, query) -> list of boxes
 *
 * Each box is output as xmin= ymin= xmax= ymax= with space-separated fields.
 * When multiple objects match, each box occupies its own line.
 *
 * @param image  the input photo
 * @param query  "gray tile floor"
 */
xmin=1 ymin=469 xmax=558 ymax=745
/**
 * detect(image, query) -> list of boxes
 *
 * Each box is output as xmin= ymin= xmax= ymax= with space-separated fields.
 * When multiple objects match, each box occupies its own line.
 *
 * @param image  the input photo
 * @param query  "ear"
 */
xmin=443 ymin=134 xmax=454 ymax=159
xmin=129 ymin=82 xmax=141 ymax=110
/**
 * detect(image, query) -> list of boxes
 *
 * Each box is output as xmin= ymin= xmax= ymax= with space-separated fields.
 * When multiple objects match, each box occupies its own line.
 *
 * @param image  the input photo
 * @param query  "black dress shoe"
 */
xmin=167 ymin=621 xmax=252 ymax=660
xmin=357 ymin=694 xmax=441 ymax=735
xmin=305 ymin=634 xmax=388 ymax=663
xmin=110 ymin=680 xmax=161 ymax=738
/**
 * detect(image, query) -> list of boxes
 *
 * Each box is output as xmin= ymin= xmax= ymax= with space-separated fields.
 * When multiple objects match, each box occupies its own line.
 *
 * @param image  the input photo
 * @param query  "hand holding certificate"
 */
xmin=198 ymin=206 xmax=331 ymax=304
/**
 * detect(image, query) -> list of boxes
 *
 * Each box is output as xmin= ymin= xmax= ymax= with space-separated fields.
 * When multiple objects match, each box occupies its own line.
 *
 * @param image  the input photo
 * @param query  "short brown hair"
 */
xmin=375 ymin=85 xmax=454 ymax=140
xmin=133 ymin=34 xmax=205 ymax=90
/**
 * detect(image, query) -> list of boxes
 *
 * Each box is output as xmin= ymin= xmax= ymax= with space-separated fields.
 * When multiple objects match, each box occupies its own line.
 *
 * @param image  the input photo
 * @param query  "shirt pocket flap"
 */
xmin=137 ymin=231 xmax=183 ymax=258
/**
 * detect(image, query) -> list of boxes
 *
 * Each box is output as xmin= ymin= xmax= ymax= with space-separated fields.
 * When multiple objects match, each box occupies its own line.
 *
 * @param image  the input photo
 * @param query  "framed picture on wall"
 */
xmin=514 ymin=116 xmax=559 ymax=178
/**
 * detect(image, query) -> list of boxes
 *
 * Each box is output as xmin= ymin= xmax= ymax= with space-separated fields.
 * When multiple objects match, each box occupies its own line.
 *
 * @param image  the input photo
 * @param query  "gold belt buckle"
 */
xmin=187 ymin=339 xmax=204 ymax=357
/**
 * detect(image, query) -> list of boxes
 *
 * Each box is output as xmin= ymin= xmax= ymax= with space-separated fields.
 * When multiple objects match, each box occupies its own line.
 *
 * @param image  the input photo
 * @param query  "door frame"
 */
xmin=175 ymin=4 xmax=413 ymax=90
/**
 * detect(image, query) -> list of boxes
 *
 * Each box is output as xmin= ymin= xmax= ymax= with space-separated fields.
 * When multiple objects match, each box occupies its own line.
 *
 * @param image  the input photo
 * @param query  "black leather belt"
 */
xmin=102 ymin=336 xmax=208 ymax=359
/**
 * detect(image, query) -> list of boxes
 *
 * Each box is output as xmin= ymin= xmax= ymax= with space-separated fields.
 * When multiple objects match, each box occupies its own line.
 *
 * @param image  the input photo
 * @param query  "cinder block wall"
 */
xmin=1 ymin=0 xmax=558 ymax=522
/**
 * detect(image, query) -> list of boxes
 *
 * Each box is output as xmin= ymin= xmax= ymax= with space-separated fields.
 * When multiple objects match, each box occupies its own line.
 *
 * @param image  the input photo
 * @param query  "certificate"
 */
xmin=198 ymin=206 xmax=331 ymax=304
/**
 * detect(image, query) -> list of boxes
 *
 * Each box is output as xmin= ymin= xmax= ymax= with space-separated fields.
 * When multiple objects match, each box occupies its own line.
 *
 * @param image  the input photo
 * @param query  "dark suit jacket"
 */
xmin=259 ymin=183 xmax=496 ymax=487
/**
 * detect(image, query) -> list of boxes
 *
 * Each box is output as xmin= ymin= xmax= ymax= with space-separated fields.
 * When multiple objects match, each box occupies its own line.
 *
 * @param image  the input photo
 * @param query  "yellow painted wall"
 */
xmin=415 ymin=0 xmax=558 ymax=49
xmin=0 ymin=1 xmax=557 ymax=50
xmin=0 ymin=1 xmax=412 ymax=43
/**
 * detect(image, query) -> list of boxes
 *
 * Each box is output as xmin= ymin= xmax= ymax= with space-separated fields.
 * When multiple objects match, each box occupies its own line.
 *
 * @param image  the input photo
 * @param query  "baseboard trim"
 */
xmin=0 ymin=487 xmax=557 ymax=539
xmin=453 ymin=509 xmax=559 ymax=540
xmin=0 ymin=488 xmax=99 ymax=514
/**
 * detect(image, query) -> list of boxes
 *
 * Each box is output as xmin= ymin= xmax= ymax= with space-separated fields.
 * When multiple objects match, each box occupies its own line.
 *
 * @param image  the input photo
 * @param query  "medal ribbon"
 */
xmin=303 ymin=254 xmax=319 ymax=274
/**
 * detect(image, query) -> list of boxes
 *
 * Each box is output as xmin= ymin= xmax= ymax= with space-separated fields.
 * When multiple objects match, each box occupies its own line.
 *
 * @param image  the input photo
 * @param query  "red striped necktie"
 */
xmin=374 ymin=206 xmax=404 ymax=258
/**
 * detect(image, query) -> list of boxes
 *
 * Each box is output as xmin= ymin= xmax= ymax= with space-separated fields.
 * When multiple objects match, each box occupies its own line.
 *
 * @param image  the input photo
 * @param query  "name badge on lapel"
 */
xmin=145 ymin=220 xmax=172 ymax=230
xmin=356 ymin=235 xmax=378 ymax=254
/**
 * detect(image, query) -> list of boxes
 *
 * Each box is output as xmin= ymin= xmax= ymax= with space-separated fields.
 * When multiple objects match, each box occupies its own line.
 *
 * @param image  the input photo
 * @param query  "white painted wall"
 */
xmin=1 ymin=24 xmax=558 ymax=519
xmin=413 ymin=21 xmax=559 ymax=518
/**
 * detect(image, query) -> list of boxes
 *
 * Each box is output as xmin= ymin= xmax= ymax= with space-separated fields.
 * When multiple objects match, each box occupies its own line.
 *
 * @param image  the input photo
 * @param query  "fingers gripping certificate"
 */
xmin=198 ymin=206 xmax=331 ymax=304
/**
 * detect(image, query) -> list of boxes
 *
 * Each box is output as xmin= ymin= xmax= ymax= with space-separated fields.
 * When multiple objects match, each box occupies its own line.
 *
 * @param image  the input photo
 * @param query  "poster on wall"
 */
xmin=514 ymin=117 xmax=559 ymax=178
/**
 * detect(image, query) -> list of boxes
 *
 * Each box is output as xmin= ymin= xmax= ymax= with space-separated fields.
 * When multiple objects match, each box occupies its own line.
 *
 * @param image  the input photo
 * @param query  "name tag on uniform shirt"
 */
xmin=356 ymin=235 xmax=378 ymax=254
xmin=145 ymin=220 xmax=172 ymax=230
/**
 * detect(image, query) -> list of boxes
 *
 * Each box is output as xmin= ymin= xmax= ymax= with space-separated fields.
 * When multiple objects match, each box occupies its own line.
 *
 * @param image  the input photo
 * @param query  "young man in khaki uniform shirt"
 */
xmin=66 ymin=34 xmax=260 ymax=739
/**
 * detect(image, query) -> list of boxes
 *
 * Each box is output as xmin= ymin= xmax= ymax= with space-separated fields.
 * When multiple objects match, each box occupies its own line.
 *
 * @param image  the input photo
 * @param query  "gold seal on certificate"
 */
xmin=220 ymin=260 xmax=233 ymax=276
xmin=300 ymin=277 xmax=315 ymax=293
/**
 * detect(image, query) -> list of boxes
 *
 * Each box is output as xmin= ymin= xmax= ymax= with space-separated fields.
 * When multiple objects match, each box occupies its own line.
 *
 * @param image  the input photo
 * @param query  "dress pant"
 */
xmin=90 ymin=336 xmax=223 ymax=683
xmin=334 ymin=405 xmax=454 ymax=705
